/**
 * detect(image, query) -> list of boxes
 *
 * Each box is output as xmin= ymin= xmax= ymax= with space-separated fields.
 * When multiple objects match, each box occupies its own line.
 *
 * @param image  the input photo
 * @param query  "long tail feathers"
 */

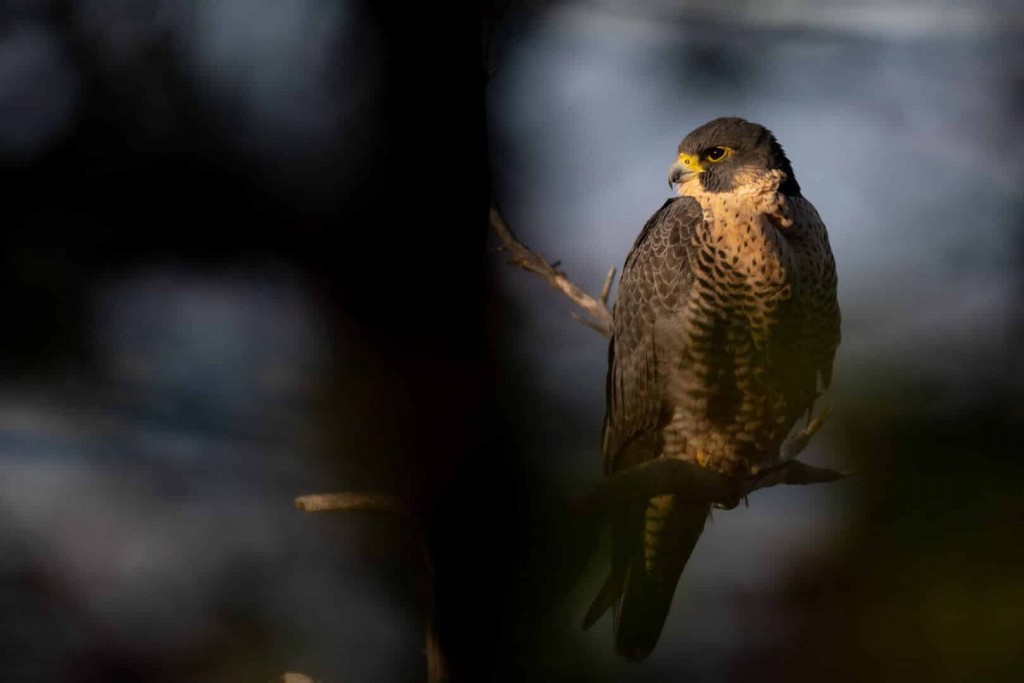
xmin=584 ymin=497 xmax=709 ymax=662
xmin=581 ymin=569 xmax=621 ymax=630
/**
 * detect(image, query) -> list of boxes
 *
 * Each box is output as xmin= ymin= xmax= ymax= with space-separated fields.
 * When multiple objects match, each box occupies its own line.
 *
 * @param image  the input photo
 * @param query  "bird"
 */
xmin=582 ymin=117 xmax=841 ymax=661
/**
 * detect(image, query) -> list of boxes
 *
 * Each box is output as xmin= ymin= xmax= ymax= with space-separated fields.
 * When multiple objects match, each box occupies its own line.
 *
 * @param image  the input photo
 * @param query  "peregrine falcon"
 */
xmin=583 ymin=117 xmax=840 ymax=660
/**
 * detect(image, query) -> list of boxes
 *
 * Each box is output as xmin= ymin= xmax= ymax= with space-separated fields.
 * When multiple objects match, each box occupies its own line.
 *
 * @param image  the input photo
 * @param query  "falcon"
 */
xmin=583 ymin=117 xmax=840 ymax=660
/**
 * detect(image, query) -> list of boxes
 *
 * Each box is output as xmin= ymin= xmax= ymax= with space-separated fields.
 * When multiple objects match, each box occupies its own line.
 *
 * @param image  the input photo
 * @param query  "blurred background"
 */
xmin=2 ymin=1 xmax=1024 ymax=682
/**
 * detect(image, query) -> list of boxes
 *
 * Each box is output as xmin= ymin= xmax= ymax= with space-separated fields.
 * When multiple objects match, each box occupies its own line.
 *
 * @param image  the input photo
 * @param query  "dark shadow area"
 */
xmin=0 ymin=2 xmax=515 ymax=682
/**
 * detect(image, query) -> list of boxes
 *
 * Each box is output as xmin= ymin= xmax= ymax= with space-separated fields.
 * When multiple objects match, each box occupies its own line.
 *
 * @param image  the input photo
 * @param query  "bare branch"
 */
xmin=599 ymin=266 xmax=616 ymax=305
xmin=294 ymin=491 xmax=448 ymax=683
xmin=490 ymin=203 xmax=615 ymax=338
xmin=425 ymin=620 xmax=448 ymax=683
xmin=744 ymin=459 xmax=853 ymax=493
xmin=571 ymin=312 xmax=614 ymax=336
xmin=575 ymin=457 xmax=851 ymax=514
xmin=281 ymin=674 xmax=320 ymax=683
xmin=294 ymin=492 xmax=409 ymax=516
xmin=575 ymin=458 xmax=734 ymax=512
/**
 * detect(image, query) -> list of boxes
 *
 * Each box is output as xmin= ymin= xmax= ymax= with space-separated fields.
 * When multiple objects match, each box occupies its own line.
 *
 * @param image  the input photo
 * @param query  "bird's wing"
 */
xmin=813 ymin=223 xmax=841 ymax=394
xmin=785 ymin=197 xmax=842 ymax=417
xmin=602 ymin=197 xmax=703 ymax=474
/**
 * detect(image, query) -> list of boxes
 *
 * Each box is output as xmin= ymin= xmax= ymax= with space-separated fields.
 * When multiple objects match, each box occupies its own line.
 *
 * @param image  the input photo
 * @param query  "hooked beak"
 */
xmin=668 ymin=152 xmax=704 ymax=188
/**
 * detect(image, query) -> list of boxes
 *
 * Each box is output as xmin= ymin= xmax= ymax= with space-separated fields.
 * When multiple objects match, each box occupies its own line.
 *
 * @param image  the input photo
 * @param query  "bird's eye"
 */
xmin=706 ymin=146 xmax=730 ymax=162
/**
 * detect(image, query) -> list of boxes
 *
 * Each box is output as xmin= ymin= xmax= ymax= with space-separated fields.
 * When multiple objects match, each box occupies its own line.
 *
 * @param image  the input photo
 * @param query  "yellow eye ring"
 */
xmin=705 ymin=146 xmax=732 ymax=163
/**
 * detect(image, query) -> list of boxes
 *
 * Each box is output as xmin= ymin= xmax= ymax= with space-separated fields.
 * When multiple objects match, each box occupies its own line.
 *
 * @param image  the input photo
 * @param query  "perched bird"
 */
xmin=583 ymin=117 xmax=840 ymax=660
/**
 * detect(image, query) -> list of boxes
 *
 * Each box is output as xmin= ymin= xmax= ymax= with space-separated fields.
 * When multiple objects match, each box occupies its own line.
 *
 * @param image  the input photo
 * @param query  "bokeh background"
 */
xmin=2 ymin=1 xmax=1024 ymax=682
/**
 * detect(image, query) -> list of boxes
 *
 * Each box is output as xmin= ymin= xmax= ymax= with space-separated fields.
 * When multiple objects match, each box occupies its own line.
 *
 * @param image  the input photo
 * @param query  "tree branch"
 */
xmin=575 ymin=456 xmax=852 ymax=515
xmin=576 ymin=404 xmax=847 ymax=514
xmin=281 ymin=674 xmax=320 ymax=683
xmin=294 ymin=492 xmax=410 ymax=516
xmin=295 ymin=492 xmax=448 ymax=683
xmin=490 ymin=203 xmax=615 ymax=338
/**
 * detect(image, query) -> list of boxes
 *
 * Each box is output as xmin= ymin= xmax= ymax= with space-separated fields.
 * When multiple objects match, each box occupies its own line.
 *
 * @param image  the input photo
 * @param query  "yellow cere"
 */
xmin=677 ymin=152 xmax=705 ymax=171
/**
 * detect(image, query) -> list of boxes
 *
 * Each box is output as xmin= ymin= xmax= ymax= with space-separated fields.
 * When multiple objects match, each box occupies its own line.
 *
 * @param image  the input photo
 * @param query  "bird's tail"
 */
xmin=583 ymin=495 xmax=709 ymax=662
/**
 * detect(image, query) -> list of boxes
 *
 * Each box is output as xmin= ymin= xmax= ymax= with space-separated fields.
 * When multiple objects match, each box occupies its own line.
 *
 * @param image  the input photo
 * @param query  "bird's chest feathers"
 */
xmin=686 ymin=183 xmax=793 ymax=291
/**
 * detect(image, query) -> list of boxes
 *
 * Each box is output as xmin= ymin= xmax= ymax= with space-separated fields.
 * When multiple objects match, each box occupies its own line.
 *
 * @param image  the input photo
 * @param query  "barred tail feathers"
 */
xmin=583 ymin=495 xmax=709 ymax=661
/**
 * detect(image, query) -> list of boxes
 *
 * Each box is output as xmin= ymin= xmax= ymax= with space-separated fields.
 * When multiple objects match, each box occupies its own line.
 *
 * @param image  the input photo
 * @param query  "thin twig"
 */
xmin=294 ymin=492 xmax=409 ymax=516
xmin=281 ymin=674 xmax=320 ymax=683
xmin=295 ymin=491 xmax=448 ymax=683
xmin=490 ymin=203 xmax=615 ymax=338
xmin=780 ymin=405 xmax=835 ymax=460
xmin=599 ymin=266 xmax=616 ymax=305
xmin=425 ymin=620 xmax=446 ymax=683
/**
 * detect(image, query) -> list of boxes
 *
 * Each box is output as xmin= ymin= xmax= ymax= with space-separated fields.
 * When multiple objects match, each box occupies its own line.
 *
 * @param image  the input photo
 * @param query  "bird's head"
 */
xmin=668 ymin=117 xmax=801 ymax=197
